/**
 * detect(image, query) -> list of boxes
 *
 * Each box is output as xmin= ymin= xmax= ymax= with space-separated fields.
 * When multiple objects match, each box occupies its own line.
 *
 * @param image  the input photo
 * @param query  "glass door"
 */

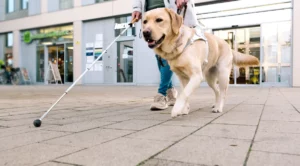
xmin=261 ymin=21 xmax=292 ymax=85
xmin=48 ymin=44 xmax=65 ymax=83
xmin=214 ymin=26 xmax=261 ymax=85
xmin=117 ymin=41 xmax=134 ymax=83
xmin=36 ymin=46 xmax=45 ymax=82
xmin=65 ymin=43 xmax=74 ymax=82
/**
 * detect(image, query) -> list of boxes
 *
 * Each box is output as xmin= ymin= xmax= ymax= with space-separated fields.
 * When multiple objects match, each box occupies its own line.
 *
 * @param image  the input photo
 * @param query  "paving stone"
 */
xmin=45 ymin=120 xmax=115 ymax=132
xmin=258 ymin=121 xmax=300 ymax=134
xmin=104 ymin=119 xmax=162 ymax=130
xmin=231 ymin=104 xmax=264 ymax=112
xmin=55 ymin=137 xmax=174 ymax=166
xmin=0 ymin=125 xmax=58 ymax=138
xmin=162 ymin=116 xmax=212 ymax=127
xmin=133 ymin=113 xmax=173 ymax=121
xmin=247 ymin=151 xmax=300 ymax=166
xmin=253 ymin=132 xmax=300 ymax=155
xmin=141 ymin=158 xmax=202 ymax=166
xmin=213 ymin=111 xmax=261 ymax=126
xmin=194 ymin=124 xmax=256 ymax=140
xmin=43 ymin=128 xmax=134 ymax=148
xmin=156 ymin=135 xmax=251 ymax=166
xmin=97 ymin=114 xmax=134 ymax=122
xmin=126 ymin=125 xmax=197 ymax=142
xmin=0 ymin=118 xmax=34 ymax=127
xmin=261 ymin=108 xmax=300 ymax=122
xmin=0 ymin=113 xmax=41 ymax=120
xmin=38 ymin=161 xmax=75 ymax=166
xmin=0 ymin=143 xmax=82 ymax=166
xmin=0 ymin=130 xmax=70 ymax=151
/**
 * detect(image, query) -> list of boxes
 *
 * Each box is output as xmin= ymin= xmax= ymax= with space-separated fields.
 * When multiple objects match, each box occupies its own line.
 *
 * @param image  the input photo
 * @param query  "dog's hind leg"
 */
xmin=213 ymin=66 xmax=231 ymax=113
xmin=206 ymin=73 xmax=220 ymax=112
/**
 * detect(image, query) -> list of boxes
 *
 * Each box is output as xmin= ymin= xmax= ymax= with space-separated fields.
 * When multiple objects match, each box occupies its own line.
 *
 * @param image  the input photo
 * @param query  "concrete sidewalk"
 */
xmin=0 ymin=85 xmax=300 ymax=166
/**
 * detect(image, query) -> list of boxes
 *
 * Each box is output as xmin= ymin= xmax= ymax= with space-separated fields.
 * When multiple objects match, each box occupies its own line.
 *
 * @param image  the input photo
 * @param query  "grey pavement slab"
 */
xmin=104 ymin=119 xmax=163 ymax=130
xmin=261 ymin=107 xmax=300 ymax=122
xmin=156 ymin=135 xmax=251 ymax=166
xmin=194 ymin=124 xmax=256 ymax=140
xmin=0 ymin=143 xmax=82 ymax=166
xmin=43 ymin=128 xmax=134 ymax=148
xmin=141 ymin=158 xmax=203 ymax=166
xmin=162 ymin=115 xmax=213 ymax=127
xmin=258 ymin=121 xmax=300 ymax=134
xmin=126 ymin=125 xmax=198 ymax=142
xmin=0 ymin=130 xmax=71 ymax=151
xmin=1 ymin=86 xmax=300 ymax=166
xmin=38 ymin=162 xmax=75 ymax=166
xmin=213 ymin=110 xmax=262 ymax=126
xmin=253 ymin=131 xmax=300 ymax=155
xmin=247 ymin=151 xmax=300 ymax=166
xmin=55 ymin=137 xmax=174 ymax=166
xmin=0 ymin=125 xmax=59 ymax=138
xmin=45 ymin=120 xmax=116 ymax=132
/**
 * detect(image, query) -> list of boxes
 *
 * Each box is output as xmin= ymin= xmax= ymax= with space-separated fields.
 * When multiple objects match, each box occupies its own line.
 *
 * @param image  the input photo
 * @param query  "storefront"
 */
xmin=82 ymin=15 xmax=137 ymax=84
xmin=196 ymin=0 xmax=292 ymax=86
xmin=21 ymin=25 xmax=74 ymax=84
xmin=0 ymin=32 xmax=13 ymax=66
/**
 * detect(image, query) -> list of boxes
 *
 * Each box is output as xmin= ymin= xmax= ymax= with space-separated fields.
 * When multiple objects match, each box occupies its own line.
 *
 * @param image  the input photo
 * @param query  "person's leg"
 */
xmin=157 ymin=56 xmax=173 ymax=96
xmin=150 ymin=55 xmax=174 ymax=110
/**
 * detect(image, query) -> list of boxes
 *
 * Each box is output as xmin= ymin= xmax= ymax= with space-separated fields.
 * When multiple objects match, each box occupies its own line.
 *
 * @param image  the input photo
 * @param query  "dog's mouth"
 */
xmin=146 ymin=34 xmax=165 ymax=49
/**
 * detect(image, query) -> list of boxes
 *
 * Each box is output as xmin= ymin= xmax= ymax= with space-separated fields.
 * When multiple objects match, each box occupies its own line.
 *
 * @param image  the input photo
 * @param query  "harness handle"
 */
xmin=177 ymin=3 xmax=187 ymax=20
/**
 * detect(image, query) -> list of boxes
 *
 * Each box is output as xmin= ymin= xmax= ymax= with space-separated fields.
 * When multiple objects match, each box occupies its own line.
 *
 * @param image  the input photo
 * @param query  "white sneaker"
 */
xmin=150 ymin=93 xmax=168 ymax=110
xmin=166 ymin=87 xmax=178 ymax=106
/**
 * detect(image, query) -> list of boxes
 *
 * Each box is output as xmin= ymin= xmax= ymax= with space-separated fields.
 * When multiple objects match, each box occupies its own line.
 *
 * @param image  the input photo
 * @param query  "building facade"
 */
xmin=0 ymin=0 xmax=299 ymax=87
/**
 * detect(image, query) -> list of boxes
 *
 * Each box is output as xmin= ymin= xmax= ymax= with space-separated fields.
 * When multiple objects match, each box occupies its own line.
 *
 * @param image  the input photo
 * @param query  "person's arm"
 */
xmin=132 ymin=0 xmax=142 ymax=21
xmin=176 ymin=0 xmax=188 ymax=9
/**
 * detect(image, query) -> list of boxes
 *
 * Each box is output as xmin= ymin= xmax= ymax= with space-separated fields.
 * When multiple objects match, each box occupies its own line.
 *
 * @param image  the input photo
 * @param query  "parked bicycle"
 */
xmin=0 ymin=65 xmax=22 ymax=85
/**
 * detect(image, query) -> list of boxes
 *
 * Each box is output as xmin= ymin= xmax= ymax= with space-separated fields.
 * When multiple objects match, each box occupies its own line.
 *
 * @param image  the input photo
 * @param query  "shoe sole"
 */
xmin=150 ymin=105 xmax=168 ymax=111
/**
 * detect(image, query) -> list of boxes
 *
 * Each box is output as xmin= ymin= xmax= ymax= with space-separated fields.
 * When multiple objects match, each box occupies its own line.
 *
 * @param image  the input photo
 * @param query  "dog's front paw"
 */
xmin=171 ymin=100 xmax=185 ymax=117
xmin=182 ymin=103 xmax=190 ymax=115
xmin=212 ymin=107 xmax=222 ymax=113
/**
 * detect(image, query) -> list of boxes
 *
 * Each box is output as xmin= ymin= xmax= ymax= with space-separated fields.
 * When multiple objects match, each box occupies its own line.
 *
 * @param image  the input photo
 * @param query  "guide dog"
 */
xmin=142 ymin=8 xmax=259 ymax=117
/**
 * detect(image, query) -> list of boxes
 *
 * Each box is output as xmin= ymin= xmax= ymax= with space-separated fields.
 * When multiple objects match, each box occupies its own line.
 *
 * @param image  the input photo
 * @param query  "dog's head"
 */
xmin=142 ymin=8 xmax=183 ymax=49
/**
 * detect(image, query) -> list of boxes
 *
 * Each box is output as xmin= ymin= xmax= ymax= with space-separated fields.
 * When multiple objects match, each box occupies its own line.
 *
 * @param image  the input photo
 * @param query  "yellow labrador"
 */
xmin=142 ymin=8 xmax=259 ymax=117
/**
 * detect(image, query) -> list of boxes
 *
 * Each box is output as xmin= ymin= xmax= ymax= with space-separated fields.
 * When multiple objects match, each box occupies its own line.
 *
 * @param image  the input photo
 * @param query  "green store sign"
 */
xmin=23 ymin=30 xmax=72 ymax=44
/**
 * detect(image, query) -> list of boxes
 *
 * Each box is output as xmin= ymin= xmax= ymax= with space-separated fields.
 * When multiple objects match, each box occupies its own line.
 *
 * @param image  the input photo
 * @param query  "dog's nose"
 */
xmin=143 ymin=30 xmax=151 ymax=39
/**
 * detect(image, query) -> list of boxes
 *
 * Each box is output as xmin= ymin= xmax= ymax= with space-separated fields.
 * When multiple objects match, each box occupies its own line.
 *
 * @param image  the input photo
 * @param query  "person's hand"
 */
xmin=176 ymin=0 xmax=188 ymax=9
xmin=132 ymin=11 xmax=142 ymax=21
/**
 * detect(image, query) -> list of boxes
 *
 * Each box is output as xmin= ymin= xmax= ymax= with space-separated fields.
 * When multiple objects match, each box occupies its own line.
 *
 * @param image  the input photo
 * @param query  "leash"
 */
xmin=177 ymin=3 xmax=187 ymax=20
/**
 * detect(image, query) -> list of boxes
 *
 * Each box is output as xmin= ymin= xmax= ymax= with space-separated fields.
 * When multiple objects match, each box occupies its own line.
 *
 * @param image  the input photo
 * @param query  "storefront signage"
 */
xmin=114 ymin=23 xmax=134 ymax=30
xmin=23 ymin=30 xmax=73 ymax=44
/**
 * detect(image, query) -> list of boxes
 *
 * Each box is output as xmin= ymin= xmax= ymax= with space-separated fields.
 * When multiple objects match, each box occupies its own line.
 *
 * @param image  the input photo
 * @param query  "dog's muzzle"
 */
xmin=143 ymin=31 xmax=165 ymax=49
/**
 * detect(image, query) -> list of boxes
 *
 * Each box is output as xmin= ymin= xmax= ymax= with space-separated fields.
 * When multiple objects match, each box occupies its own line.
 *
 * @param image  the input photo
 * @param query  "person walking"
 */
xmin=132 ymin=0 xmax=200 ymax=110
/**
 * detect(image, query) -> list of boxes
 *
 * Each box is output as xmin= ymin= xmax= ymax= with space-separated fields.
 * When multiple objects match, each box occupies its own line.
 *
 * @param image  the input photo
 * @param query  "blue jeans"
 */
xmin=156 ymin=55 xmax=173 ymax=96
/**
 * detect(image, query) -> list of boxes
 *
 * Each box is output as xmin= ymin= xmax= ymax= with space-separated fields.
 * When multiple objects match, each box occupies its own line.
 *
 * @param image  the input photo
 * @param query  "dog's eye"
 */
xmin=156 ymin=18 xmax=163 ymax=23
xmin=143 ymin=20 xmax=148 ymax=24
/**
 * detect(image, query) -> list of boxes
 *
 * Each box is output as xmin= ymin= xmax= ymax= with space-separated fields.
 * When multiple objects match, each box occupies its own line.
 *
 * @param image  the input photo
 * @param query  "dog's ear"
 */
xmin=165 ymin=8 xmax=183 ymax=35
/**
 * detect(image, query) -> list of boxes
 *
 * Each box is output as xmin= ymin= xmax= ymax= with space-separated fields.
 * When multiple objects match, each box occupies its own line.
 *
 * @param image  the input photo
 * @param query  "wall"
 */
xmin=82 ymin=18 xmax=116 ymax=84
xmin=292 ymin=0 xmax=300 ymax=87
xmin=5 ymin=0 xmax=29 ymax=21
xmin=48 ymin=0 xmax=60 ymax=13
xmin=29 ymin=0 xmax=41 ymax=16
xmin=20 ymin=30 xmax=38 ymax=83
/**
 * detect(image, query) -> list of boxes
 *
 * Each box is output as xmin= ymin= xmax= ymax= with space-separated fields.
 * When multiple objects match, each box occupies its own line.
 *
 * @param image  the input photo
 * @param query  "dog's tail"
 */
xmin=232 ymin=50 xmax=260 ymax=66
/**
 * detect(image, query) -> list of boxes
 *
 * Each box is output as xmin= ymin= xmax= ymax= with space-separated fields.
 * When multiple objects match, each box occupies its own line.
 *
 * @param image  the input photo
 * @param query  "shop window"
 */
xmin=21 ymin=0 xmax=29 ymax=10
xmin=115 ymin=16 xmax=136 ymax=37
xmin=95 ymin=0 xmax=111 ymax=3
xmin=6 ymin=33 xmax=13 ymax=47
xmin=59 ymin=0 xmax=73 ymax=10
xmin=6 ymin=0 xmax=14 ymax=13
